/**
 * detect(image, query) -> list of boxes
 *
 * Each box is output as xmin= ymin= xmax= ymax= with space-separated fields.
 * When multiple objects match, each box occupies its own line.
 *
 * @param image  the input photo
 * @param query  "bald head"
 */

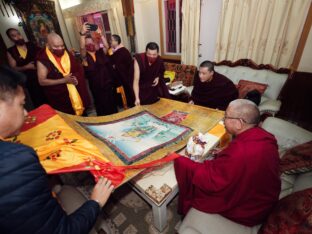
xmin=47 ymin=32 xmax=63 ymax=46
xmin=227 ymin=99 xmax=260 ymax=125
xmin=47 ymin=33 xmax=65 ymax=57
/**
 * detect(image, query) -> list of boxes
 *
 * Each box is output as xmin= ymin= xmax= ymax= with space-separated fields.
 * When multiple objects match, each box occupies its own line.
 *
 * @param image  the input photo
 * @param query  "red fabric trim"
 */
xmin=21 ymin=105 xmax=57 ymax=132
xmin=49 ymin=153 xmax=181 ymax=186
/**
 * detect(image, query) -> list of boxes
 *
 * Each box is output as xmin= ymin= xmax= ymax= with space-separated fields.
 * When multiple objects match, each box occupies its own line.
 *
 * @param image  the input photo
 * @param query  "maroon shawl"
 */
xmin=191 ymin=71 xmax=238 ymax=110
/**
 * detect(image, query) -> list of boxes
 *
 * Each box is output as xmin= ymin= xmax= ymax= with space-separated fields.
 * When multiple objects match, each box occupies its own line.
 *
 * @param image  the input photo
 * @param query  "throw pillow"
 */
xmin=259 ymin=188 xmax=312 ymax=234
xmin=237 ymin=79 xmax=268 ymax=98
xmin=280 ymin=141 xmax=312 ymax=175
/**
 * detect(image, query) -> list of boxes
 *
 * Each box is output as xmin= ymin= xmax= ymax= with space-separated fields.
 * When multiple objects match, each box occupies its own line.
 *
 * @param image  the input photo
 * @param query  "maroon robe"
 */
xmin=110 ymin=47 xmax=135 ymax=107
xmin=191 ymin=71 xmax=238 ymax=110
xmin=174 ymin=127 xmax=281 ymax=227
xmin=135 ymin=53 xmax=170 ymax=105
xmin=7 ymin=42 xmax=47 ymax=108
xmin=37 ymin=49 xmax=90 ymax=115
xmin=84 ymin=50 xmax=117 ymax=116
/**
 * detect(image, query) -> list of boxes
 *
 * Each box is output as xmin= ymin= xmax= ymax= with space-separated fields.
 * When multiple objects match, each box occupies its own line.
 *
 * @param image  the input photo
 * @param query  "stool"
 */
xmin=116 ymin=86 xmax=128 ymax=110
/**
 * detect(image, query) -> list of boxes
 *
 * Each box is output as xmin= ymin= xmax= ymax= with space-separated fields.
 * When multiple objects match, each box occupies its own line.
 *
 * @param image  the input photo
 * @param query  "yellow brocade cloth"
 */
xmin=45 ymin=47 xmax=84 ymax=116
xmin=6 ymin=99 xmax=226 ymax=186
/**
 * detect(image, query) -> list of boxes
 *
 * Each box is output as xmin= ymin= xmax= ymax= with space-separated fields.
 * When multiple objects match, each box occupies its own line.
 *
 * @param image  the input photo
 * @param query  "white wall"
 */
xmin=54 ymin=0 xmax=72 ymax=49
xmin=0 ymin=6 xmax=28 ymax=47
xmin=198 ymin=0 xmax=222 ymax=64
xmin=298 ymin=27 xmax=312 ymax=73
xmin=134 ymin=0 xmax=161 ymax=53
xmin=64 ymin=17 xmax=80 ymax=50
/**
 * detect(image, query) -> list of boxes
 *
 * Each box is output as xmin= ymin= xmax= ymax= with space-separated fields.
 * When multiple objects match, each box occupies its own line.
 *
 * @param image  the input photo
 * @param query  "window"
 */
xmin=159 ymin=0 xmax=182 ymax=59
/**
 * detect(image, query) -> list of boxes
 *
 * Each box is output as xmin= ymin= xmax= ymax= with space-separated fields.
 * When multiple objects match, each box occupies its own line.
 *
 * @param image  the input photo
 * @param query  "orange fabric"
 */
xmin=52 ymin=54 xmax=66 ymax=74
xmin=208 ymin=123 xmax=231 ymax=148
xmin=237 ymin=79 xmax=268 ymax=98
xmin=87 ymin=52 xmax=96 ymax=62
xmin=107 ymin=48 xmax=113 ymax=56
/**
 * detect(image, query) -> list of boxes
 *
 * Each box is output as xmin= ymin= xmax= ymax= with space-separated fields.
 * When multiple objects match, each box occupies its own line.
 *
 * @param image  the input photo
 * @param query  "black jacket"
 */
xmin=0 ymin=141 xmax=99 ymax=234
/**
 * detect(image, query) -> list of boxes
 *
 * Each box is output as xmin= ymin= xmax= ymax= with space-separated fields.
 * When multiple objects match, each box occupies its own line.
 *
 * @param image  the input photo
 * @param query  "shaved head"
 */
xmin=47 ymin=32 xmax=63 ymax=47
xmin=224 ymin=99 xmax=260 ymax=135
xmin=46 ymin=33 xmax=65 ymax=57
xmin=227 ymin=99 xmax=260 ymax=125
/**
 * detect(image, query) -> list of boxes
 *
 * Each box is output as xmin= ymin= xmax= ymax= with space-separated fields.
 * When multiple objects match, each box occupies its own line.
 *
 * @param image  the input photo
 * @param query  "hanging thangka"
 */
xmin=10 ymin=0 xmax=63 ymax=48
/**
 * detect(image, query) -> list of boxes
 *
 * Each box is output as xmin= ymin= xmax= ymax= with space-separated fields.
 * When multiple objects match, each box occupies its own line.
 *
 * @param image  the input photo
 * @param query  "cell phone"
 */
xmin=86 ymin=23 xmax=98 ymax=31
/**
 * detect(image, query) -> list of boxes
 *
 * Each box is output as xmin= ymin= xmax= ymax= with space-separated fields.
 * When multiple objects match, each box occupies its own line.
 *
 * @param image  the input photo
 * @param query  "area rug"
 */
xmin=60 ymin=172 xmax=181 ymax=234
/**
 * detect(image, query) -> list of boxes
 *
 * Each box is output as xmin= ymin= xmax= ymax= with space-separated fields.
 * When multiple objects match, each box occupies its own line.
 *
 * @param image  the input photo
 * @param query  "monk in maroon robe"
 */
xmin=191 ymin=60 xmax=238 ymax=110
xmin=80 ymin=23 xmax=117 ymax=116
xmin=133 ymin=42 xmax=170 ymax=106
xmin=6 ymin=28 xmax=47 ymax=108
xmin=175 ymin=99 xmax=281 ymax=227
xmin=37 ymin=33 xmax=90 ymax=115
xmin=109 ymin=35 xmax=135 ymax=107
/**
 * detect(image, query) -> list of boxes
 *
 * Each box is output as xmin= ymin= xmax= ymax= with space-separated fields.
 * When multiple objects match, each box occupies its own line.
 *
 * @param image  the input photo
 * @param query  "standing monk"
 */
xmin=109 ymin=34 xmax=134 ymax=107
xmin=37 ymin=33 xmax=90 ymax=115
xmin=6 ymin=28 xmax=46 ymax=108
xmin=133 ymin=42 xmax=170 ymax=106
xmin=79 ymin=23 xmax=117 ymax=116
xmin=190 ymin=60 xmax=238 ymax=110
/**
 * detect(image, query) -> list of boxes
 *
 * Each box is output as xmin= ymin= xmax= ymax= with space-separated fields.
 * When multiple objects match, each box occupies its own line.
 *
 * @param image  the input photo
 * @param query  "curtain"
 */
xmin=215 ymin=0 xmax=311 ymax=68
xmin=181 ymin=0 xmax=201 ymax=66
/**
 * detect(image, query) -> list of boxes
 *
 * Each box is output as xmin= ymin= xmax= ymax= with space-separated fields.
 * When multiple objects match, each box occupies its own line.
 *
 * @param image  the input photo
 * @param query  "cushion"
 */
xmin=280 ymin=141 xmax=312 ymax=175
xmin=237 ymin=79 xmax=268 ymax=98
xmin=259 ymin=188 xmax=312 ymax=234
xmin=164 ymin=70 xmax=176 ymax=83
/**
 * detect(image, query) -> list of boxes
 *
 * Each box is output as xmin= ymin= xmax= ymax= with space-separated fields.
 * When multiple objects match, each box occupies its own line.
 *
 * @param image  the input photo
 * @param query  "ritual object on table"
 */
xmin=186 ymin=133 xmax=214 ymax=162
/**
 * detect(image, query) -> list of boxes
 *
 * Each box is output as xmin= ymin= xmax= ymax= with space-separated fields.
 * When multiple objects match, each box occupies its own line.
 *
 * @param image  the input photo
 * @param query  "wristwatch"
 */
xmin=79 ymin=31 xmax=86 ymax=36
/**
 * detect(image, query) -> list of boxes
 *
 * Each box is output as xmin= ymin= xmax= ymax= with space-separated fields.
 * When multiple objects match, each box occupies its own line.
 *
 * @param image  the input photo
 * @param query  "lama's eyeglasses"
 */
xmin=223 ymin=116 xmax=248 ymax=123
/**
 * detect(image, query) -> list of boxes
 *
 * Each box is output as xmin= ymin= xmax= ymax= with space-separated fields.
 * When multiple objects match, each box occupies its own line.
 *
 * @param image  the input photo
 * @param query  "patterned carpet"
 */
xmin=60 ymin=173 xmax=182 ymax=234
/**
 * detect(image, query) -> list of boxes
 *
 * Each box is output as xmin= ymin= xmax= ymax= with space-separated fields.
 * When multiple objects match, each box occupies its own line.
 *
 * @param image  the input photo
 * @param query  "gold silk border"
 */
xmin=59 ymin=98 xmax=224 ymax=183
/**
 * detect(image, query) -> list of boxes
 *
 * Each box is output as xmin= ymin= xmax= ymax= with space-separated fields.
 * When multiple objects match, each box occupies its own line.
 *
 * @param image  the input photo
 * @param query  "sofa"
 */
xmin=214 ymin=60 xmax=291 ymax=115
xmin=178 ymin=117 xmax=312 ymax=234
xmin=168 ymin=59 xmax=291 ymax=116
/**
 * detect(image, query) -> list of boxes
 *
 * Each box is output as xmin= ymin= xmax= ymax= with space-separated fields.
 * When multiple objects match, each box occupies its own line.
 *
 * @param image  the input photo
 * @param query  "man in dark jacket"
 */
xmin=0 ymin=66 xmax=114 ymax=234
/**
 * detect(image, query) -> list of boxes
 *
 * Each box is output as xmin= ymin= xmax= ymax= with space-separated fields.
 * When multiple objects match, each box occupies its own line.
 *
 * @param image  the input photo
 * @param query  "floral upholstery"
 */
xmin=164 ymin=62 xmax=197 ymax=87
xmin=259 ymin=188 xmax=312 ymax=234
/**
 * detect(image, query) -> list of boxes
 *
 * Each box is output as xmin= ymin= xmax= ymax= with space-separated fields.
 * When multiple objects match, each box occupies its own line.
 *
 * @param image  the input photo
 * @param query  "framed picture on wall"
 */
xmin=11 ymin=0 xmax=63 ymax=48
